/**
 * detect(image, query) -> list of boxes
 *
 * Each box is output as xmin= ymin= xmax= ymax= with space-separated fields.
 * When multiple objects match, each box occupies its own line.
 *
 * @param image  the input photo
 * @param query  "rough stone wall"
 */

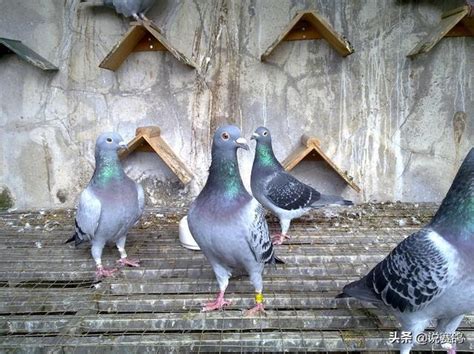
xmin=0 ymin=0 xmax=472 ymax=210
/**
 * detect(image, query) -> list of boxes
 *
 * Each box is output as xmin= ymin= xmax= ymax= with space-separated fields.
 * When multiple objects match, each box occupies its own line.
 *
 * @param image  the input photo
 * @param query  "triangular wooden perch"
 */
xmin=119 ymin=126 xmax=193 ymax=185
xmin=0 ymin=37 xmax=58 ymax=71
xmin=408 ymin=5 xmax=474 ymax=58
xmin=281 ymin=134 xmax=360 ymax=193
xmin=261 ymin=10 xmax=354 ymax=61
xmin=99 ymin=20 xmax=198 ymax=71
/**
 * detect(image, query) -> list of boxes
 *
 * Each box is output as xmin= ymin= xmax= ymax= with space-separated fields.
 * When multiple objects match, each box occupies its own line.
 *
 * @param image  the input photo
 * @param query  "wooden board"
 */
xmin=0 ymin=37 xmax=58 ymax=71
xmin=407 ymin=5 xmax=471 ymax=58
xmin=261 ymin=10 xmax=354 ymax=61
xmin=99 ymin=20 xmax=197 ymax=71
xmin=281 ymin=135 xmax=361 ymax=193
xmin=2 ymin=204 xmax=474 ymax=352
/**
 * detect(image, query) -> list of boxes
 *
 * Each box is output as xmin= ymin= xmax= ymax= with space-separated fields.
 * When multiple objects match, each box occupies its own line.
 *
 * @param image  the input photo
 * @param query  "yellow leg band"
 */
xmin=255 ymin=292 xmax=264 ymax=304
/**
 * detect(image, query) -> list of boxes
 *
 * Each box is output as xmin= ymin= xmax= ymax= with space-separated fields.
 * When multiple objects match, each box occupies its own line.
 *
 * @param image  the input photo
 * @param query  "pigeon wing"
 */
xmin=265 ymin=171 xmax=321 ymax=210
xmin=246 ymin=200 xmax=275 ymax=264
xmin=344 ymin=229 xmax=449 ymax=312
xmin=75 ymin=187 xmax=102 ymax=240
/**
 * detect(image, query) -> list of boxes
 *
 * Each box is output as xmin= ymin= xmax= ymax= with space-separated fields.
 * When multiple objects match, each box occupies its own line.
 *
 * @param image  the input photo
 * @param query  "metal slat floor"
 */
xmin=0 ymin=203 xmax=473 ymax=353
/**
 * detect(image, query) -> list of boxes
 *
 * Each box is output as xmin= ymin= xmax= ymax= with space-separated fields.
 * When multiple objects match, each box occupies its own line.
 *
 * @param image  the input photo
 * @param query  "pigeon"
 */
xmin=187 ymin=125 xmax=282 ymax=315
xmin=337 ymin=148 xmax=474 ymax=354
xmin=80 ymin=0 xmax=157 ymax=21
xmin=250 ymin=127 xmax=353 ymax=245
xmin=66 ymin=132 xmax=145 ymax=279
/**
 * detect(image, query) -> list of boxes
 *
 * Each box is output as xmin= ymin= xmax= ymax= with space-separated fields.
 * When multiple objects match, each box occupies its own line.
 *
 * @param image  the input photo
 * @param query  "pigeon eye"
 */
xmin=106 ymin=138 xmax=113 ymax=143
xmin=263 ymin=131 xmax=268 ymax=136
xmin=221 ymin=132 xmax=230 ymax=141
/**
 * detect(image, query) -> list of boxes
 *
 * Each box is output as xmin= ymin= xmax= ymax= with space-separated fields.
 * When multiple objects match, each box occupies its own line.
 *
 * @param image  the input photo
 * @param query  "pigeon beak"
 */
xmin=250 ymin=133 xmax=259 ymax=140
xmin=119 ymin=141 xmax=129 ymax=151
xmin=235 ymin=137 xmax=249 ymax=151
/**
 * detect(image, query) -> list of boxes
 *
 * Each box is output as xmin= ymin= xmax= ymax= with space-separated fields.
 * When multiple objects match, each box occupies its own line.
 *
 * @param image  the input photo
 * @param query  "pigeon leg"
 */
xmin=139 ymin=13 xmax=151 ymax=22
xmin=202 ymin=291 xmax=231 ymax=312
xmin=400 ymin=319 xmax=430 ymax=354
xmin=271 ymin=233 xmax=290 ymax=245
xmin=245 ymin=292 xmax=266 ymax=316
xmin=116 ymin=237 xmax=140 ymax=267
xmin=436 ymin=315 xmax=464 ymax=354
xmin=272 ymin=218 xmax=291 ymax=245
xmin=92 ymin=241 xmax=117 ymax=279
xmin=132 ymin=13 xmax=141 ymax=21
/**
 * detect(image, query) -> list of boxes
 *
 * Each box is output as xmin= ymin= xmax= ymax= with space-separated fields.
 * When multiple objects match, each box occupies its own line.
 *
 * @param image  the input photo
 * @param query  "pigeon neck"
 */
xmin=431 ymin=197 xmax=474 ymax=242
xmin=430 ymin=153 xmax=474 ymax=242
xmin=206 ymin=150 xmax=246 ymax=199
xmin=255 ymin=142 xmax=281 ymax=170
xmin=92 ymin=150 xmax=125 ymax=186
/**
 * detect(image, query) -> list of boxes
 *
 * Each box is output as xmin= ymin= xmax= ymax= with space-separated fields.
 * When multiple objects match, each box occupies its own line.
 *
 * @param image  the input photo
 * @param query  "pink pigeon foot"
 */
xmin=117 ymin=257 xmax=140 ymax=267
xmin=271 ymin=233 xmax=290 ymax=245
xmin=244 ymin=302 xmax=265 ymax=316
xmin=202 ymin=291 xmax=231 ymax=312
xmin=95 ymin=266 xmax=118 ymax=279
xmin=447 ymin=347 xmax=456 ymax=354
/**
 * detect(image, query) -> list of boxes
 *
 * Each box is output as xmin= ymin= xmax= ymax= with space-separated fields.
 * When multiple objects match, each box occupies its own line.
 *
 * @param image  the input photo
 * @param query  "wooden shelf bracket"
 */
xmin=0 ymin=37 xmax=58 ymax=71
xmin=407 ymin=4 xmax=474 ymax=58
xmin=260 ymin=10 xmax=354 ymax=61
xmin=99 ymin=20 xmax=198 ymax=71
xmin=119 ymin=126 xmax=194 ymax=185
xmin=281 ymin=134 xmax=361 ymax=193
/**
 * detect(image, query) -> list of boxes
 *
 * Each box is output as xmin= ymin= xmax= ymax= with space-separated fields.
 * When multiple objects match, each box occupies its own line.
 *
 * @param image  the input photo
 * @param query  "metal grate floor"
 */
xmin=0 ymin=203 xmax=473 ymax=352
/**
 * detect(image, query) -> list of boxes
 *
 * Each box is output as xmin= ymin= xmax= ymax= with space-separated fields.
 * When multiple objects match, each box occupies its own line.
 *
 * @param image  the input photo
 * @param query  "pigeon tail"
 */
xmin=65 ymin=232 xmax=86 ymax=247
xmin=312 ymin=194 xmax=353 ymax=208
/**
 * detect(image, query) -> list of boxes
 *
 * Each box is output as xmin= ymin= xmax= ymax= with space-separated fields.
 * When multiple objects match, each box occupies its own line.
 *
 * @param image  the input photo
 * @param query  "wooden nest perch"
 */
xmin=281 ymin=134 xmax=360 ymax=193
xmin=119 ymin=126 xmax=193 ymax=185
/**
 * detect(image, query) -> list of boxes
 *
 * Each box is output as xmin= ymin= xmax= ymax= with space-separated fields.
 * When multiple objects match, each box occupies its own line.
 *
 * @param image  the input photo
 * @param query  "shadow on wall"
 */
xmin=290 ymin=159 xmax=349 ymax=197
xmin=122 ymin=152 xmax=192 ymax=208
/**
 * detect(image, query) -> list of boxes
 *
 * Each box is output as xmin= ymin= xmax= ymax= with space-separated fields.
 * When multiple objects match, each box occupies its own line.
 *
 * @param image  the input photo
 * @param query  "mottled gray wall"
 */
xmin=0 ymin=0 xmax=472 ymax=209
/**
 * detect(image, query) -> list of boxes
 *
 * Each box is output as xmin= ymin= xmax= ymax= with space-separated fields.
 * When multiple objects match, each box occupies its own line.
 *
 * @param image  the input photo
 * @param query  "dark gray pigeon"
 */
xmin=250 ymin=127 xmax=353 ymax=245
xmin=66 ymin=132 xmax=145 ymax=279
xmin=81 ymin=0 xmax=156 ymax=21
xmin=187 ymin=125 xmax=282 ymax=315
xmin=337 ymin=148 xmax=474 ymax=354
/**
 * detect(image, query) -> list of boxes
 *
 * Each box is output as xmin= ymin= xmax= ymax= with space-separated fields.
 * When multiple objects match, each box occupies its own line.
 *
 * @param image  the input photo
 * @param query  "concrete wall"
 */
xmin=0 ymin=0 xmax=472 ymax=210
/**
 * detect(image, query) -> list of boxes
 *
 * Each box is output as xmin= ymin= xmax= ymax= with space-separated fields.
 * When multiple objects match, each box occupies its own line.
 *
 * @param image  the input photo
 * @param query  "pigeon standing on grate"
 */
xmin=187 ymin=125 xmax=282 ymax=315
xmin=337 ymin=148 xmax=474 ymax=354
xmin=66 ymin=132 xmax=145 ymax=279
xmin=81 ymin=0 xmax=157 ymax=21
xmin=250 ymin=127 xmax=353 ymax=245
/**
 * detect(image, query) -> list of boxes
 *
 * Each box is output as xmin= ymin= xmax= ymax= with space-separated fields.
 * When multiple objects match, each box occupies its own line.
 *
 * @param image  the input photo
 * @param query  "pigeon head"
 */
xmin=92 ymin=132 xmax=127 ymax=186
xmin=251 ymin=126 xmax=281 ymax=169
xmin=251 ymin=126 xmax=272 ymax=144
xmin=95 ymin=132 xmax=128 ymax=154
xmin=212 ymin=125 xmax=249 ymax=155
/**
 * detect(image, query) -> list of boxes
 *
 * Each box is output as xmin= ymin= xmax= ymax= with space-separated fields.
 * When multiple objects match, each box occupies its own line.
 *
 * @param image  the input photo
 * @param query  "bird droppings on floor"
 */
xmin=1 ymin=203 xmax=473 ymax=352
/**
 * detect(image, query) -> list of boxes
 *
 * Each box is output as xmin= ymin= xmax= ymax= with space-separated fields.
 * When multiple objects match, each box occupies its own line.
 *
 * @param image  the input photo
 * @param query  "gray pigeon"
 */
xmin=251 ymin=127 xmax=353 ymax=245
xmin=81 ymin=0 xmax=156 ymax=21
xmin=187 ymin=125 xmax=282 ymax=315
xmin=337 ymin=148 xmax=474 ymax=354
xmin=66 ymin=132 xmax=145 ymax=279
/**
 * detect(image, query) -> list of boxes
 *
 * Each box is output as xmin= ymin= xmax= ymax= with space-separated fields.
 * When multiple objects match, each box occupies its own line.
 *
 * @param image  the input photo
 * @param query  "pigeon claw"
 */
xmin=117 ymin=257 xmax=140 ymax=267
xmin=95 ymin=266 xmax=118 ymax=279
xmin=271 ymin=233 xmax=290 ymax=245
xmin=201 ymin=292 xmax=231 ymax=312
xmin=244 ymin=303 xmax=265 ymax=317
